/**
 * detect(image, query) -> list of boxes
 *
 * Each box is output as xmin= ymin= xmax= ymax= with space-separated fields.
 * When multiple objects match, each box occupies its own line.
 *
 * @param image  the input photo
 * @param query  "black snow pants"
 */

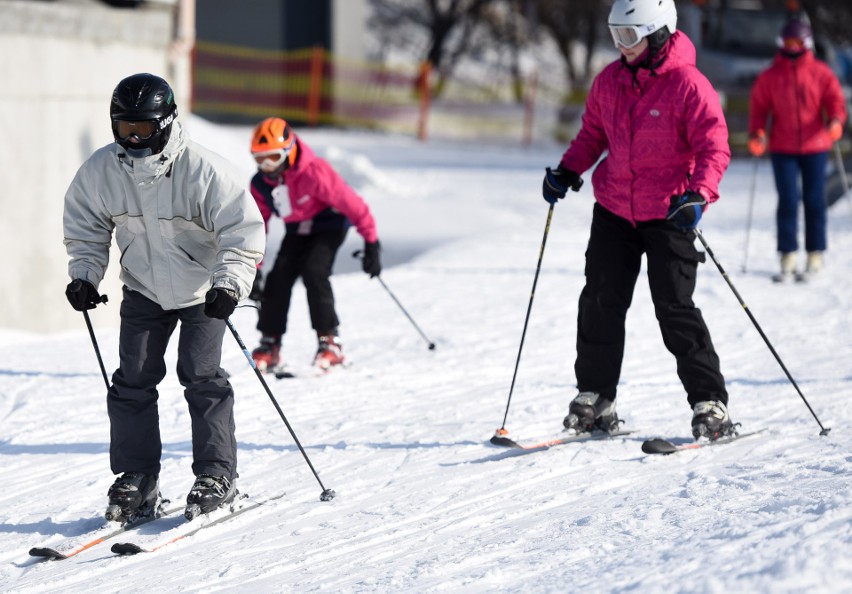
xmin=108 ymin=287 xmax=237 ymax=480
xmin=575 ymin=204 xmax=728 ymax=407
xmin=257 ymin=229 xmax=348 ymax=337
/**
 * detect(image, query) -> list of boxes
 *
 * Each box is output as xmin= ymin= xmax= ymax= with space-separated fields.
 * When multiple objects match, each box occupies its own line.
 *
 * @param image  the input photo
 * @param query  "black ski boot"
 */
xmin=105 ymin=472 xmax=160 ymax=522
xmin=563 ymin=392 xmax=621 ymax=433
xmin=185 ymin=475 xmax=236 ymax=520
xmin=691 ymin=400 xmax=736 ymax=441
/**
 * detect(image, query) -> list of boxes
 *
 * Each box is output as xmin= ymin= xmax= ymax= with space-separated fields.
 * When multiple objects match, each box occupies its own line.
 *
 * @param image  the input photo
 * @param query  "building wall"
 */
xmin=333 ymin=0 xmax=367 ymax=58
xmin=195 ymin=0 xmax=360 ymax=55
xmin=0 ymin=0 xmax=184 ymax=332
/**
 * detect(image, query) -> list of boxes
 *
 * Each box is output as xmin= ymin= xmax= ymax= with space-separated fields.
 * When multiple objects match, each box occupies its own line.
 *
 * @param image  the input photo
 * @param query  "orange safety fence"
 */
xmin=192 ymin=41 xmax=571 ymax=144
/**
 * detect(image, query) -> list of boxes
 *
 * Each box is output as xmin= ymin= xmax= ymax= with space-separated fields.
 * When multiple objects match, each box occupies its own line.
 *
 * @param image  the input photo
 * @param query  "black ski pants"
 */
xmin=257 ymin=229 xmax=348 ymax=337
xmin=108 ymin=287 xmax=237 ymax=480
xmin=575 ymin=204 xmax=728 ymax=407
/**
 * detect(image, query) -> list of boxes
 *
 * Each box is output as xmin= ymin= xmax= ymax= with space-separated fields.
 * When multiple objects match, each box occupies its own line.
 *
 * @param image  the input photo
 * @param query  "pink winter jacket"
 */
xmin=251 ymin=139 xmax=378 ymax=243
xmin=560 ymin=32 xmax=730 ymax=225
xmin=749 ymin=50 xmax=847 ymax=155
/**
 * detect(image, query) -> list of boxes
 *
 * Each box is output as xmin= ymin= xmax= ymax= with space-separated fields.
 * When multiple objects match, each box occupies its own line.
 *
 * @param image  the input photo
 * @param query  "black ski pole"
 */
xmin=72 ymin=279 xmax=111 ymax=391
xmin=492 ymin=203 xmax=556 ymax=442
xmin=225 ymin=318 xmax=336 ymax=501
xmin=352 ymin=251 xmax=436 ymax=350
xmin=695 ymin=228 xmax=830 ymax=436
xmin=741 ymin=156 xmax=759 ymax=273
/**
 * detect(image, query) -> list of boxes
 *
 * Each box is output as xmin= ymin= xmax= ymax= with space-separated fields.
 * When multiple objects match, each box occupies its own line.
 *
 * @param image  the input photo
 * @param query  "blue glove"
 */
xmin=542 ymin=166 xmax=583 ymax=204
xmin=667 ymin=191 xmax=707 ymax=231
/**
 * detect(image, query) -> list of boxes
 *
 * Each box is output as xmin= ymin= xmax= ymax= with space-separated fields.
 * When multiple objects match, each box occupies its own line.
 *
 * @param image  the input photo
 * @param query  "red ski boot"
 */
xmin=314 ymin=335 xmax=344 ymax=371
xmin=251 ymin=335 xmax=281 ymax=373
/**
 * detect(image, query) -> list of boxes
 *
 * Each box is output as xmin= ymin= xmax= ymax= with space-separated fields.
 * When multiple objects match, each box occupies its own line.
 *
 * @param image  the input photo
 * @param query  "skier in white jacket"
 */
xmin=63 ymin=73 xmax=265 ymax=521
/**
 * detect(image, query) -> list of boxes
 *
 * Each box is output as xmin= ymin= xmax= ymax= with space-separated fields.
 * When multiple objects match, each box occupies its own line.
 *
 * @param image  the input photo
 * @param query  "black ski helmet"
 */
xmin=110 ymin=73 xmax=178 ymax=156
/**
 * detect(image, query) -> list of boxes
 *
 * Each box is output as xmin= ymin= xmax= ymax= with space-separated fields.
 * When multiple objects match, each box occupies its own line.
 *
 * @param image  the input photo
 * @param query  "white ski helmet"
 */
xmin=608 ymin=0 xmax=678 ymax=49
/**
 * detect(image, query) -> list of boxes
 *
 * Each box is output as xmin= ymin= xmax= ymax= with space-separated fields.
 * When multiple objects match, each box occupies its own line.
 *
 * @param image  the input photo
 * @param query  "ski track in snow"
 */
xmin=2 ymin=121 xmax=851 ymax=593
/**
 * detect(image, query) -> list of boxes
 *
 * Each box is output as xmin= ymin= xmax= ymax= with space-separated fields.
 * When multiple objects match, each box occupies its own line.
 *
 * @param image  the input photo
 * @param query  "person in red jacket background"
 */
xmin=748 ymin=15 xmax=847 ymax=282
xmin=248 ymin=117 xmax=381 ymax=374
xmin=542 ymin=0 xmax=734 ymax=441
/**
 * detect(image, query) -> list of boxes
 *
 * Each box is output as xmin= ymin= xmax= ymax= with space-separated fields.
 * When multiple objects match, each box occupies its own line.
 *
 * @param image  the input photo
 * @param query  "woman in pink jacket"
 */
xmin=542 ymin=0 xmax=734 ymax=441
xmin=248 ymin=117 xmax=381 ymax=374
xmin=748 ymin=15 xmax=847 ymax=281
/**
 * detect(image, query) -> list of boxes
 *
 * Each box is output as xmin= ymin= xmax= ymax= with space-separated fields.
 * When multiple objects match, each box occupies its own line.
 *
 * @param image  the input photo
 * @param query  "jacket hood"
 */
xmin=621 ymin=31 xmax=696 ymax=82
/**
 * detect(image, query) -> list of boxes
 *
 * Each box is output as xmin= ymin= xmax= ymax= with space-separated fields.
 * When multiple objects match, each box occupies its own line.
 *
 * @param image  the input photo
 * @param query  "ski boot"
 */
xmin=563 ymin=392 xmax=621 ymax=433
xmin=771 ymin=252 xmax=797 ymax=283
xmin=314 ymin=334 xmax=344 ymax=371
xmin=105 ymin=472 xmax=160 ymax=522
xmin=252 ymin=335 xmax=281 ymax=373
xmin=691 ymin=400 xmax=736 ymax=441
xmin=185 ymin=474 xmax=236 ymax=521
xmin=799 ymin=251 xmax=823 ymax=282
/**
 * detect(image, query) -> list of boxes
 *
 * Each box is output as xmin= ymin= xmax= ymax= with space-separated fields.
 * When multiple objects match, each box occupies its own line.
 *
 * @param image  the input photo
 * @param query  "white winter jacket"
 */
xmin=63 ymin=121 xmax=264 ymax=310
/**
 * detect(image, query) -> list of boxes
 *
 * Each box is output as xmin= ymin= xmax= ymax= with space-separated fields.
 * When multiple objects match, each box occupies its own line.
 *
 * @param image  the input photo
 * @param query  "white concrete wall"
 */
xmin=0 ymin=0 xmax=184 ymax=332
xmin=333 ymin=0 xmax=367 ymax=59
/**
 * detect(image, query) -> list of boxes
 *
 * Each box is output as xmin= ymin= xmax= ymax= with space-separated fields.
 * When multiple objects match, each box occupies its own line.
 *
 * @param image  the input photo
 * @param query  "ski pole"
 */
xmin=741 ymin=156 xmax=759 ymax=273
xmin=71 ymin=278 xmax=111 ymax=391
xmin=225 ymin=318 xmax=336 ymax=501
xmin=352 ymin=251 xmax=436 ymax=350
xmin=694 ymin=228 xmax=830 ymax=436
xmin=493 ymin=203 xmax=556 ymax=441
xmin=832 ymin=142 xmax=852 ymax=216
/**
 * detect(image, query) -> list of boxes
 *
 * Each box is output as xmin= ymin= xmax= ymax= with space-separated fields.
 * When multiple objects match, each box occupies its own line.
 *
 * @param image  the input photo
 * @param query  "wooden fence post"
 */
xmin=417 ymin=61 xmax=432 ymax=141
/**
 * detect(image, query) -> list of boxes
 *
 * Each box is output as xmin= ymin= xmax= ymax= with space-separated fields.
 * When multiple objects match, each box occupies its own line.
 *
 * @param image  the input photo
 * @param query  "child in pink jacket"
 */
xmin=542 ymin=0 xmax=733 ymax=441
xmin=248 ymin=117 xmax=380 ymax=374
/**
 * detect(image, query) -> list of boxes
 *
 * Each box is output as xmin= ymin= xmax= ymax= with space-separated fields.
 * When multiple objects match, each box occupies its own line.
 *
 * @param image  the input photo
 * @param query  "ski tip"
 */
xmin=28 ymin=547 xmax=67 ymax=560
xmin=111 ymin=542 xmax=145 ymax=556
xmin=489 ymin=435 xmax=519 ymax=448
xmin=641 ymin=438 xmax=678 ymax=455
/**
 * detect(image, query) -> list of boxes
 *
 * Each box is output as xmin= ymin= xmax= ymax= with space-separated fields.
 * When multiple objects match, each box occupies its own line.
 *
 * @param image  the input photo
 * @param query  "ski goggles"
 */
xmin=113 ymin=119 xmax=159 ymax=141
xmin=609 ymin=25 xmax=646 ymax=49
xmin=608 ymin=8 xmax=675 ymax=49
xmin=780 ymin=37 xmax=807 ymax=54
xmin=253 ymin=147 xmax=291 ymax=173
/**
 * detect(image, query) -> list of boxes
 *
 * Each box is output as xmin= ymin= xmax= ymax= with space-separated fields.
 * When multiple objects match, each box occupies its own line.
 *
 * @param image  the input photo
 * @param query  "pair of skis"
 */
xmin=28 ymin=493 xmax=284 ymax=562
xmin=490 ymin=427 xmax=766 ymax=455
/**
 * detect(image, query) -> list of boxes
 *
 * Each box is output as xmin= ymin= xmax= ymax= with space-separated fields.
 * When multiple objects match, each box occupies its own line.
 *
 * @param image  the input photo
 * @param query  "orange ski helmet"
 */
xmin=250 ymin=117 xmax=298 ymax=174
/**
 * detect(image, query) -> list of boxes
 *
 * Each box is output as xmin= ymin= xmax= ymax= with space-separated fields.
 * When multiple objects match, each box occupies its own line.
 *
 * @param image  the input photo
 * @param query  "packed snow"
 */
xmin=2 ymin=115 xmax=851 ymax=593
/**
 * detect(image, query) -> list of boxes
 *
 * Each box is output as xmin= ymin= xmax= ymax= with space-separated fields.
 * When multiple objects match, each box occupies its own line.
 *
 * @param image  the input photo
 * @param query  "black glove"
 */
xmin=667 ymin=191 xmax=707 ymax=231
xmin=362 ymin=240 xmax=382 ymax=278
xmin=249 ymin=269 xmax=263 ymax=301
xmin=542 ymin=166 xmax=583 ymax=204
xmin=65 ymin=279 xmax=102 ymax=311
xmin=204 ymin=288 xmax=237 ymax=319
